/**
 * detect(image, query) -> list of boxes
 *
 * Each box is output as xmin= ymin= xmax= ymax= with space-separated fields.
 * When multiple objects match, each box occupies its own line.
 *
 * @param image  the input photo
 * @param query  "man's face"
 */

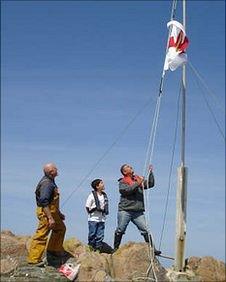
xmin=122 ymin=164 xmax=134 ymax=176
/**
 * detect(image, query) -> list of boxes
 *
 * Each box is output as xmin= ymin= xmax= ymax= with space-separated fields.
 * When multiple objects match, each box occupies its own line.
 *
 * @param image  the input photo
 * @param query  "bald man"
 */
xmin=27 ymin=163 xmax=66 ymax=267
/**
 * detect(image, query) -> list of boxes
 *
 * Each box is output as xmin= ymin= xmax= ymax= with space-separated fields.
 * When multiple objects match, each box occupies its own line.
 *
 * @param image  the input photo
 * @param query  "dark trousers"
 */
xmin=88 ymin=221 xmax=105 ymax=249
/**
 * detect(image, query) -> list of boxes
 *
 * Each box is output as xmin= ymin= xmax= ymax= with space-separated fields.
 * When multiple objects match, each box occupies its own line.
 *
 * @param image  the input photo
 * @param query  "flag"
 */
xmin=164 ymin=20 xmax=189 ymax=71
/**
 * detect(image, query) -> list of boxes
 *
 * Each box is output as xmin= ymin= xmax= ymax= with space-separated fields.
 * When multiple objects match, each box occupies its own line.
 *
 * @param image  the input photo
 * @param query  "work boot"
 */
xmin=142 ymin=233 xmax=161 ymax=256
xmin=113 ymin=232 xmax=123 ymax=251
xmin=154 ymin=249 xmax=162 ymax=256
xmin=96 ymin=242 xmax=114 ymax=254
xmin=46 ymin=251 xmax=65 ymax=267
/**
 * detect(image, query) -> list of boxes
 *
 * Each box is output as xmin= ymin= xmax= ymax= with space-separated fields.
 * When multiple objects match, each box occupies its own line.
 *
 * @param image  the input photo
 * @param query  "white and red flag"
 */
xmin=164 ymin=20 xmax=189 ymax=71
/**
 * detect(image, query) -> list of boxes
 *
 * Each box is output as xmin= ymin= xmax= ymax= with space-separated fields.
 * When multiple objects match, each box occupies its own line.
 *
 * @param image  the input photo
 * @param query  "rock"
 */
xmin=166 ymin=268 xmax=197 ymax=281
xmin=1 ymin=230 xmax=16 ymax=237
xmin=4 ymin=265 xmax=69 ymax=281
xmin=1 ymin=257 xmax=19 ymax=276
xmin=186 ymin=256 xmax=226 ymax=282
xmin=111 ymin=242 xmax=168 ymax=281
xmin=93 ymin=270 xmax=112 ymax=282
xmin=1 ymin=231 xmax=225 ymax=282
xmin=63 ymin=237 xmax=87 ymax=260
xmin=0 ymin=230 xmax=29 ymax=275
xmin=76 ymin=251 xmax=111 ymax=281
xmin=0 ymin=230 xmax=29 ymax=259
xmin=63 ymin=237 xmax=84 ymax=254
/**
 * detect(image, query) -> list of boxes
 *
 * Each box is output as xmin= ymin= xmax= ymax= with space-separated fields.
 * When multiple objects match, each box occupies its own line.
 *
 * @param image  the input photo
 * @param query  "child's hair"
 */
xmin=120 ymin=164 xmax=127 ymax=175
xmin=91 ymin=179 xmax=102 ymax=191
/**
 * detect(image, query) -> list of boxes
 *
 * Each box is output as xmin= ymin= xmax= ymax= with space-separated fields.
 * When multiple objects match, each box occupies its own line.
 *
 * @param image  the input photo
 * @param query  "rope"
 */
xmin=61 ymin=0 xmax=179 ymax=210
xmin=141 ymin=82 xmax=162 ymax=282
xmin=142 ymin=95 xmax=162 ymax=229
xmin=142 ymin=0 xmax=178 ymax=242
xmin=61 ymin=0 xmax=180 ymax=279
xmin=133 ymin=277 xmax=156 ymax=282
xmin=158 ymin=83 xmax=181 ymax=250
xmin=188 ymin=62 xmax=225 ymax=141
xmin=62 ymin=95 xmax=156 ymax=207
xmin=161 ymin=0 xmax=178 ymax=79
xmin=146 ymin=243 xmax=158 ymax=282
xmin=170 ymin=0 xmax=178 ymax=20
xmin=142 ymin=0 xmax=178 ymax=182
xmin=141 ymin=1 xmax=178 ymax=281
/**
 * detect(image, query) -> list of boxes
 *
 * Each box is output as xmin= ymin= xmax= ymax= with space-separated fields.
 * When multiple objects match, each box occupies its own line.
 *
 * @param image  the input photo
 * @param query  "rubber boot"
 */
xmin=142 ymin=233 xmax=161 ymax=256
xmin=113 ymin=232 xmax=123 ymax=251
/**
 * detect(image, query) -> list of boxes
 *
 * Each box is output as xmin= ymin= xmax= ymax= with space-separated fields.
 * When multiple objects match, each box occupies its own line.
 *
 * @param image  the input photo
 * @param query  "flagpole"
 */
xmin=174 ymin=0 xmax=188 ymax=272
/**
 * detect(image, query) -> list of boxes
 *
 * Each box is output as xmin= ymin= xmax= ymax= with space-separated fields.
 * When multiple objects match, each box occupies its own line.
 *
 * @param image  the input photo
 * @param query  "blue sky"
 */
xmin=1 ymin=0 xmax=225 ymax=266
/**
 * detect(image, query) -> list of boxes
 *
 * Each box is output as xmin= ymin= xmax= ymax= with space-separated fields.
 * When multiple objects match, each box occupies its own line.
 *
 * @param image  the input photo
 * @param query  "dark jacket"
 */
xmin=35 ymin=175 xmax=57 ymax=207
xmin=118 ymin=172 xmax=155 ymax=212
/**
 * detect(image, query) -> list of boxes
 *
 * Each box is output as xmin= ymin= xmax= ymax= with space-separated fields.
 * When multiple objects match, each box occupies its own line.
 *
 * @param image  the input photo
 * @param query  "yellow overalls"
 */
xmin=27 ymin=188 xmax=66 ymax=264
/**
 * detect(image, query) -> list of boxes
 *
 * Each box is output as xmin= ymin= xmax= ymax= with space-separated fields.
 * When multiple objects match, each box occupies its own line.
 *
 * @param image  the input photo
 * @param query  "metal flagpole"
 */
xmin=174 ymin=0 xmax=188 ymax=272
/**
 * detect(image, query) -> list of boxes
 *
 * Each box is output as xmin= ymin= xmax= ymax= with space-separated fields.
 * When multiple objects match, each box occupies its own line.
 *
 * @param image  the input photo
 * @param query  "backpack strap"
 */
xmin=88 ymin=191 xmax=109 ymax=215
xmin=103 ymin=192 xmax=109 ymax=215
xmin=92 ymin=190 xmax=102 ymax=211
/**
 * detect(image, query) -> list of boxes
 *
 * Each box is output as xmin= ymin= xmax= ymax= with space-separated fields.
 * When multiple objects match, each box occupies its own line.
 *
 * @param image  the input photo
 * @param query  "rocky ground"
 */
xmin=1 ymin=230 xmax=225 ymax=281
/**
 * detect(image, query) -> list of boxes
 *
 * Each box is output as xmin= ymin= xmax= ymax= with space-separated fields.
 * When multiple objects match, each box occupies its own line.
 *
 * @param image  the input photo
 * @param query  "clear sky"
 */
xmin=1 ymin=0 xmax=225 ymax=266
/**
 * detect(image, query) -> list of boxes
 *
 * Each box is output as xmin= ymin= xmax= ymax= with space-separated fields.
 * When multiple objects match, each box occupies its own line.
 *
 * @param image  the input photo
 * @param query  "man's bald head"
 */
xmin=43 ymin=163 xmax=58 ymax=178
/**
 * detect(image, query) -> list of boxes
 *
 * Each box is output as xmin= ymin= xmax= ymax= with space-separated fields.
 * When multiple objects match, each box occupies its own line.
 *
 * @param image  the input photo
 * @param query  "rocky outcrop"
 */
xmin=186 ymin=256 xmax=226 ymax=282
xmin=0 ymin=230 xmax=30 ymax=275
xmin=111 ymin=242 xmax=168 ymax=281
xmin=61 ymin=238 xmax=168 ymax=281
xmin=1 ymin=230 xmax=225 ymax=282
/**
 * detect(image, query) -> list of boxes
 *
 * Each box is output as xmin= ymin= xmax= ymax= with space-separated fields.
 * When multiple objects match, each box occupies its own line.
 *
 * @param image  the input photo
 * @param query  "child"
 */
xmin=85 ymin=179 xmax=109 ymax=252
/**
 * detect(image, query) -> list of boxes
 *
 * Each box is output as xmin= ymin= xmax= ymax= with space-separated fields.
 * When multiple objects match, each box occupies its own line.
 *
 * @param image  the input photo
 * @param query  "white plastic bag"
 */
xmin=58 ymin=263 xmax=80 ymax=281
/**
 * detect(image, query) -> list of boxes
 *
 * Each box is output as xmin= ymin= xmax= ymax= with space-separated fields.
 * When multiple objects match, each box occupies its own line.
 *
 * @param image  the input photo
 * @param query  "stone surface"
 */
xmin=1 ymin=230 xmax=225 ymax=282
xmin=186 ymin=256 xmax=226 ymax=282
xmin=1 ymin=265 xmax=69 ymax=282
xmin=166 ymin=269 xmax=198 ymax=281
xmin=0 ymin=230 xmax=29 ymax=258
xmin=0 ymin=230 xmax=30 ymax=275
xmin=76 ymin=251 xmax=111 ymax=281
xmin=111 ymin=242 xmax=168 ymax=281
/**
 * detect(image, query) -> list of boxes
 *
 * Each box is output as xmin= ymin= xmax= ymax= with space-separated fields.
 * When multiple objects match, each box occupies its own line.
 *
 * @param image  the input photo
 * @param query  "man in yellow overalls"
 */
xmin=27 ymin=163 xmax=66 ymax=266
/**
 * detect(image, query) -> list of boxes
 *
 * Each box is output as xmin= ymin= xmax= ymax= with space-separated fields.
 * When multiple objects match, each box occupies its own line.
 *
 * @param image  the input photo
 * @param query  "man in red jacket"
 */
xmin=114 ymin=164 xmax=161 ymax=256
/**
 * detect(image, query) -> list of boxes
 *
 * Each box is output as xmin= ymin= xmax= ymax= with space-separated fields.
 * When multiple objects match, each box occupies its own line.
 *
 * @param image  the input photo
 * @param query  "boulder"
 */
xmin=1 ymin=231 xmax=225 ymax=282
xmin=76 ymin=252 xmax=112 ymax=281
xmin=111 ymin=242 xmax=168 ymax=281
xmin=186 ymin=256 xmax=226 ymax=282
xmin=0 ymin=230 xmax=29 ymax=275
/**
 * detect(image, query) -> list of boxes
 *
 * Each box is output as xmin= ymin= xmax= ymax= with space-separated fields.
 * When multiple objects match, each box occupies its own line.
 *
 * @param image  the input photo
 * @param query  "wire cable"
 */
xmin=188 ymin=61 xmax=225 ymax=114
xmin=188 ymin=63 xmax=225 ymax=141
xmin=62 ymin=95 xmax=156 ymax=207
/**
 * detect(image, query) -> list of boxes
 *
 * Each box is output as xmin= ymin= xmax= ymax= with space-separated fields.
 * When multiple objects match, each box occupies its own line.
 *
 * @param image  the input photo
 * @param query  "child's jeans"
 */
xmin=88 ymin=221 xmax=105 ymax=250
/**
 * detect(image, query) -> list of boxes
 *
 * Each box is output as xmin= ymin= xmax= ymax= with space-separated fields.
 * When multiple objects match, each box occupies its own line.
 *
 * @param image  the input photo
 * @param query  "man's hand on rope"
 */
xmin=136 ymin=176 xmax=144 ymax=186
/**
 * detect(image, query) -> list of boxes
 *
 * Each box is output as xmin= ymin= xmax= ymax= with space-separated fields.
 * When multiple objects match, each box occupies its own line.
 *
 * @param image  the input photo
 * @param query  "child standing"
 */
xmin=85 ymin=179 xmax=109 ymax=252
